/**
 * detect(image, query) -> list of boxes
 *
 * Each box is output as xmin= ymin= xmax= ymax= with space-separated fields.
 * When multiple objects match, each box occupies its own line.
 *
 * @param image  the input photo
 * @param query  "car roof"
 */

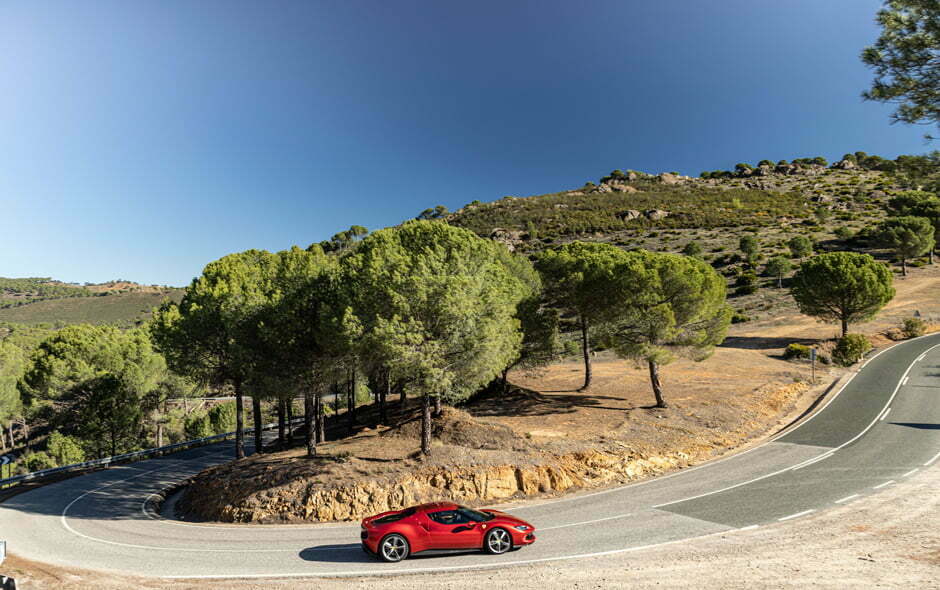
xmin=416 ymin=502 xmax=459 ymax=512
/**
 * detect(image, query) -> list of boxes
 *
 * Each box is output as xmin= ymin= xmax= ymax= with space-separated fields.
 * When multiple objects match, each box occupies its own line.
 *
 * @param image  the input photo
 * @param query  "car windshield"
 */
xmin=456 ymin=506 xmax=494 ymax=522
xmin=374 ymin=507 xmax=416 ymax=524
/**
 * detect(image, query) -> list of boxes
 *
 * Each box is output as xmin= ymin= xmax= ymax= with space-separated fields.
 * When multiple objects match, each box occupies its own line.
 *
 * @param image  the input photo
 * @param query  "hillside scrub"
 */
xmin=450 ymin=185 xmax=810 ymax=240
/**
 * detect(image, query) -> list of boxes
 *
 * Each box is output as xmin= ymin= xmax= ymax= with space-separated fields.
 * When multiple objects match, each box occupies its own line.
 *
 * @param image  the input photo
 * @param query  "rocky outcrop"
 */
xmin=180 ymin=448 xmax=689 ymax=524
xmin=832 ymin=159 xmax=857 ymax=170
xmin=645 ymin=209 xmax=669 ymax=220
xmin=656 ymin=173 xmax=684 ymax=185
xmin=618 ymin=209 xmax=642 ymax=222
xmin=490 ymin=228 xmax=526 ymax=251
xmin=592 ymin=181 xmax=638 ymax=194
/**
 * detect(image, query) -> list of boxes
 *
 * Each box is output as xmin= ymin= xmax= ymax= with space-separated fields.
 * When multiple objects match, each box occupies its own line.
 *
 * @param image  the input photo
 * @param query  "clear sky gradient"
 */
xmin=0 ymin=0 xmax=929 ymax=286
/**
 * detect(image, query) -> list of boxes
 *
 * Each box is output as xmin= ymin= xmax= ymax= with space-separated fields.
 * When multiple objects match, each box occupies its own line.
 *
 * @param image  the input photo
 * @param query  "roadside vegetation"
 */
xmin=0 ymin=150 xmax=937 ymax=484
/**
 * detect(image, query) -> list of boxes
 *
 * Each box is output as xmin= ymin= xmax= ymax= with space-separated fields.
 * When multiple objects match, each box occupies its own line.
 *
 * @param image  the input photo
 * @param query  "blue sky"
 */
xmin=0 ymin=0 xmax=929 ymax=286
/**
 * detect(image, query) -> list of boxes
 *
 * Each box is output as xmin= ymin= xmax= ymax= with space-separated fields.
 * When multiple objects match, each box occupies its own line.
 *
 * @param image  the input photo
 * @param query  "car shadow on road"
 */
xmin=299 ymin=544 xmax=375 ymax=564
xmin=300 ymin=544 xmax=480 ymax=564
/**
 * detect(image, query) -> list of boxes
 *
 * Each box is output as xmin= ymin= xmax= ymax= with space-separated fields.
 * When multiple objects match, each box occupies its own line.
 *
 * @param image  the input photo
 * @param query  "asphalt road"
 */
xmin=1 ymin=333 xmax=939 ymax=580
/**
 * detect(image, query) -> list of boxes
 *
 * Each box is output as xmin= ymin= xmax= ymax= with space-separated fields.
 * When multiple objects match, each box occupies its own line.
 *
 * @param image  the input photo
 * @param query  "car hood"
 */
xmin=484 ymin=510 xmax=534 ymax=528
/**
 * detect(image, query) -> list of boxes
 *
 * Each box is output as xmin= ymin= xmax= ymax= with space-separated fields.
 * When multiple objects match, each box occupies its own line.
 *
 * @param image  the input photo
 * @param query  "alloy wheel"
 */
xmin=381 ymin=535 xmax=407 ymax=561
xmin=487 ymin=528 xmax=511 ymax=554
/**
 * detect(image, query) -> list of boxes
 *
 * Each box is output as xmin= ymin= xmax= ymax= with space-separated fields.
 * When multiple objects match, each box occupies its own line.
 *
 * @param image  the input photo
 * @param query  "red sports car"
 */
xmin=360 ymin=502 xmax=536 ymax=562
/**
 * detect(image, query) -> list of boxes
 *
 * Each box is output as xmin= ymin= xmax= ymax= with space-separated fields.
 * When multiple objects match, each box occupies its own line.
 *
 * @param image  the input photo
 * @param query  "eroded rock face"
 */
xmin=179 ymin=449 xmax=689 ymax=524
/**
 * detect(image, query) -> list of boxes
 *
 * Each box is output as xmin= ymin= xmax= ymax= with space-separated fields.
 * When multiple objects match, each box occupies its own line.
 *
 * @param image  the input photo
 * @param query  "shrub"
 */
xmin=901 ymin=317 xmax=927 ymax=339
xmin=682 ymin=241 xmax=704 ymax=258
xmin=734 ymin=271 xmax=759 ymax=295
xmin=184 ymin=412 xmax=213 ymax=440
xmin=783 ymin=343 xmax=812 ymax=360
xmin=208 ymin=402 xmax=236 ymax=434
xmin=46 ymin=432 xmax=86 ymax=467
xmin=832 ymin=334 xmax=872 ymax=366
xmin=731 ymin=311 xmax=751 ymax=324
xmin=788 ymin=235 xmax=813 ymax=258
xmin=834 ymin=227 xmax=855 ymax=240
xmin=25 ymin=451 xmax=57 ymax=473
xmin=563 ymin=340 xmax=580 ymax=357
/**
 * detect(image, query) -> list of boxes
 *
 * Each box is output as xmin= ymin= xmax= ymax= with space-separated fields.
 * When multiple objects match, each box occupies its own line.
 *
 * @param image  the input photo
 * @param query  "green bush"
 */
xmin=731 ymin=311 xmax=751 ymax=324
xmin=832 ymin=334 xmax=872 ymax=366
xmin=783 ymin=343 xmax=811 ymax=360
xmin=901 ymin=317 xmax=927 ymax=339
xmin=682 ymin=241 xmax=704 ymax=258
xmin=46 ymin=432 xmax=86 ymax=466
xmin=184 ymin=411 xmax=213 ymax=440
xmin=208 ymin=402 xmax=236 ymax=434
xmin=563 ymin=340 xmax=580 ymax=357
xmin=25 ymin=451 xmax=57 ymax=472
xmin=734 ymin=271 xmax=759 ymax=295
xmin=834 ymin=227 xmax=855 ymax=240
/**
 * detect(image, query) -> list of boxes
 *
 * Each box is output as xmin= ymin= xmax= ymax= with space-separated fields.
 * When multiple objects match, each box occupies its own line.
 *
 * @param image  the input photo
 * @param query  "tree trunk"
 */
xmin=252 ymin=396 xmax=263 ymax=454
xmin=433 ymin=395 xmax=442 ymax=417
xmin=902 ymin=257 xmax=907 ymax=276
xmin=7 ymin=422 xmax=14 ymax=451
xmin=380 ymin=371 xmax=389 ymax=425
xmin=156 ymin=423 xmax=164 ymax=448
xmin=578 ymin=315 xmax=592 ymax=391
xmin=400 ymin=384 xmax=407 ymax=405
xmin=316 ymin=391 xmax=325 ymax=443
xmin=501 ymin=368 xmax=509 ymax=393
xmin=304 ymin=389 xmax=315 ymax=457
xmin=234 ymin=385 xmax=245 ymax=460
xmin=347 ymin=370 xmax=356 ymax=434
xmin=777 ymin=275 xmax=783 ymax=288
xmin=24 ymin=420 xmax=31 ymax=456
xmin=277 ymin=399 xmax=286 ymax=446
xmin=420 ymin=393 xmax=431 ymax=456
xmin=841 ymin=317 xmax=848 ymax=338
xmin=286 ymin=399 xmax=294 ymax=445
xmin=647 ymin=360 xmax=668 ymax=408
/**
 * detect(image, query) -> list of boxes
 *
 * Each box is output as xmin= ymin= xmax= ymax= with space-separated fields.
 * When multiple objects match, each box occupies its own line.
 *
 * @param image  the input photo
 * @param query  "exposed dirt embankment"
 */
xmin=179 ymin=378 xmax=811 ymax=523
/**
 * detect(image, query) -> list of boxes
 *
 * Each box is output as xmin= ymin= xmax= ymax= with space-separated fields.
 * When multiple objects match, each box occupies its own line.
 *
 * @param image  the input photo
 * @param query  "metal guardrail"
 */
xmin=0 ymin=418 xmax=304 ymax=489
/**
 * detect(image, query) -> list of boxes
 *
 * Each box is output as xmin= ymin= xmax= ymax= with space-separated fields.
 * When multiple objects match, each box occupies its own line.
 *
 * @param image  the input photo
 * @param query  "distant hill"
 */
xmin=441 ymin=154 xmax=928 ymax=325
xmin=0 ymin=278 xmax=183 ymax=327
xmin=447 ymin=162 xmax=897 ymax=253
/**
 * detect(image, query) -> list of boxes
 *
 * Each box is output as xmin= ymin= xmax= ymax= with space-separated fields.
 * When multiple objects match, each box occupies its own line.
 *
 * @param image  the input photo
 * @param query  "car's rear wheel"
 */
xmin=484 ymin=527 xmax=512 ymax=555
xmin=379 ymin=533 xmax=410 ymax=562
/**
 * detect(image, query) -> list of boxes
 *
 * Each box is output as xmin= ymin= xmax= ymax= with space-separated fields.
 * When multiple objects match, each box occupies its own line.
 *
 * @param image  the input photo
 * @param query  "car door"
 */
xmin=424 ymin=510 xmax=484 ymax=549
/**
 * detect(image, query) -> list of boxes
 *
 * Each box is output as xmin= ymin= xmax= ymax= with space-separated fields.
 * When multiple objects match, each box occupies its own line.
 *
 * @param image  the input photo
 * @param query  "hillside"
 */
xmin=449 ymin=161 xmax=895 ymax=250
xmin=0 ymin=279 xmax=182 ymax=327
xmin=446 ymin=156 xmax=920 ymax=324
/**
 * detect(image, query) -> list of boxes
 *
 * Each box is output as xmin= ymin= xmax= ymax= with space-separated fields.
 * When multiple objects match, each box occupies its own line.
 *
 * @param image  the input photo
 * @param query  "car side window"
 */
xmin=427 ymin=510 xmax=472 ymax=525
xmin=428 ymin=510 xmax=457 ymax=524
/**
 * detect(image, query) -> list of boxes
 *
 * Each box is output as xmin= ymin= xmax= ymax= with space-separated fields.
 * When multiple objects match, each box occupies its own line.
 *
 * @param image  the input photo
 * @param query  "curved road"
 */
xmin=1 ymin=333 xmax=939 ymax=580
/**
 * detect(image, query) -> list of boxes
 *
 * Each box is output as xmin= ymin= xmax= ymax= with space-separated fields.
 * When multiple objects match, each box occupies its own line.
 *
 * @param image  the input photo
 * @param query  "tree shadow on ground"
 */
xmin=889 ymin=422 xmax=940 ymax=430
xmin=719 ymin=336 xmax=819 ymax=350
xmin=468 ymin=386 xmax=640 ymax=417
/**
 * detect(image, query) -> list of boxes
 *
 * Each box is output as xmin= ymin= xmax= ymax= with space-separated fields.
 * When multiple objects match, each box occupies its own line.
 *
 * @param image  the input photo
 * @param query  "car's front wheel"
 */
xmin=378 ymin=533 xmax=410 ymax=563
xmin=484 ymin=527 xmax=512 ymax=555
